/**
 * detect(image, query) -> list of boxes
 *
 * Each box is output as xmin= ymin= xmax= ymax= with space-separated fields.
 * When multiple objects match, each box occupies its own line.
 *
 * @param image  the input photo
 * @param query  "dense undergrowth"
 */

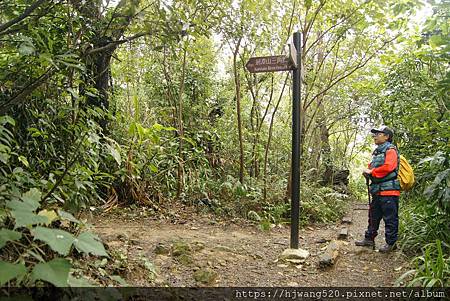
xmin=0 ymin=108 xmax=351 ymax=287
xmin=396 ymin=152 xmax=450 ymax=287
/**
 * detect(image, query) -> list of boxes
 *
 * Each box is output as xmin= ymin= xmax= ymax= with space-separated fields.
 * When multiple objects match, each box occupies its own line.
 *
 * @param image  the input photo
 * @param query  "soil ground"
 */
xmin=89 ymin=203 xmax=410 ymax=287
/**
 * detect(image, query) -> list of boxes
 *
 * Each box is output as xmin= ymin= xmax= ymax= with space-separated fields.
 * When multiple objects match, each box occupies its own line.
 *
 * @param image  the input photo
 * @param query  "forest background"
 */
xmin=0 ymin=0 xmax=448 ymax=287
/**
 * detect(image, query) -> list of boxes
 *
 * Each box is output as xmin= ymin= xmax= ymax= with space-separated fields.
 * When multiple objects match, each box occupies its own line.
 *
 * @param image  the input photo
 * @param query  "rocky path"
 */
xmin=90 ymin=204 xmax=410 ymax=287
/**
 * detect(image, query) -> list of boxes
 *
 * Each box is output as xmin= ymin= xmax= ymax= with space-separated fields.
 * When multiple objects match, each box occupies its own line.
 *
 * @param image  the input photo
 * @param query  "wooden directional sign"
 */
xmin=246 ymin=55 xmax=295 ymax=73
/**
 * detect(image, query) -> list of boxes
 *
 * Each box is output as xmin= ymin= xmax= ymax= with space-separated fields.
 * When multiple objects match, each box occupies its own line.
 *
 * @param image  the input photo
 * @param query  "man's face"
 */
xmin=372 ymin=131 xmax=389 ymax=145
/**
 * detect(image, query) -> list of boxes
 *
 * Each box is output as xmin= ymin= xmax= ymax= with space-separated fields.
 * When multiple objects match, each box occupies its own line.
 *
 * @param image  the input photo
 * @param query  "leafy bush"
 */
xmin=399 ymin=152 xmax=449 ymax=253
xmin=419 ymin=152 xmax=449 ymax=213
xmin=397 ymin=151 xmax=449 ymax=287
xmin=0 ymin=115 xmax=111 ymax=287
xmin=244 ymin=180 xmax=350 ymax=230
xmin=299 ymin=184 xmax=349 ymax=225
xmin=397 ymin=240 xmax=450 ymax=287
xmin=107 ymin=121 xmax=177 ymax=206
xmin=0 ymin=188 xmax=108 ymax=286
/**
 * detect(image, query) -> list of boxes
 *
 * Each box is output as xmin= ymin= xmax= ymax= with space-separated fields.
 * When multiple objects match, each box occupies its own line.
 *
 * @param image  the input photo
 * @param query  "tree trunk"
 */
xmin=233 ymin=37 xmax=244 ymax=183
xmin=176 ymin=47 xmax=188 ymax=199
xmin=85 ymin=37 xmax=115 ymax=132
xmin=314 ymin=35 xmax=333 ymax=185
xmin=320 ymin=117 xmax=333 ymax=185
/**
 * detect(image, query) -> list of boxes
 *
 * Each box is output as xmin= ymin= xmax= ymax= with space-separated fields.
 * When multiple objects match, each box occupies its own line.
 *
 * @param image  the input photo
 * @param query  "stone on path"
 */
xmin=338 ymin=228 xmax=348 ymax=240
xmin=279 ymin=248 xmax=310 ymax=261
xmin=318 ymin=240 xmax=340 ymax=268
xmin=130 ymin=239 xmax=140 ymax=245
xmin=341 ymin=216 xmax=352 ymax=224
xmin=353 ymin=203 xmax=369 ymax=210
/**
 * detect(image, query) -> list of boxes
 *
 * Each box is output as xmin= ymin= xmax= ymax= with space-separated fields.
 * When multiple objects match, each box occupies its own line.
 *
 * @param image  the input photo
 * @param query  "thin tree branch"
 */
xmin=302 ymin=34 xmax=400 ymax=140
xmin=305 ymin=8 xmax=365 ymax=56
xmin=307 ymin=34 xmax=400 ymax=108
xmin=0 ymin=67 xmax=56 ymax=115
xmin=258 ymin=75 xmax=274 ymax=133
xmin=0 ymin=0 xmax=47 ymax=34
xmin=303 ymin=16 xmax=363 ymax=108
xmin=85 ymin=32 xmax=153 ymax=55
xmin=303 ymin=0 xmax=327 ymax=49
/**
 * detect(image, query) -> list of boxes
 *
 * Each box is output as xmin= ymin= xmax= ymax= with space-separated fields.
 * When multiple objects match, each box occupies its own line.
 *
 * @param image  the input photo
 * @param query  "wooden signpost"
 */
xmin=245 ymin=55 xmax=294 ymax=73
xmin=246 ymin=32 xmax=302 ymax=250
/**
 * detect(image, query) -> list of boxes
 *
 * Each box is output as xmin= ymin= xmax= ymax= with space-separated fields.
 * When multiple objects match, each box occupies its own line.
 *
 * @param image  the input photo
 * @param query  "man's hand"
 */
xmin=362 ymin=168 xmax=373 ymax=177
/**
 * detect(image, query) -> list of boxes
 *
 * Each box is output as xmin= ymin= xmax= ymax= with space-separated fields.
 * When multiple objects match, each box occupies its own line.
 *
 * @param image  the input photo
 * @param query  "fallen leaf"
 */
xmin=394 ymin=267 xmax=402 ymax=271
xmin=37 ymin=210 xmax=58 ymax=225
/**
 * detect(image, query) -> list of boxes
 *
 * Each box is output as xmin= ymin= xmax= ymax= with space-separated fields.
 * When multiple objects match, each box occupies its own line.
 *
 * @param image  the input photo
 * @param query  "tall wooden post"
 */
xmin=290 ymin=31 xmax=301 ymax=249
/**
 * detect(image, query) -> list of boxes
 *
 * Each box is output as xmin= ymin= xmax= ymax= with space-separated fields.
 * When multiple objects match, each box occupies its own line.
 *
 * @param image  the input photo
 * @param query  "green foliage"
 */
xmin=262 ymin=202 xmax=291 ymax=225
xmin=244 ymin=180 xmax=349 ymax=230
xmin=74 ymin=232 xmax=108 ymax=257
xmin=0 ymin=116 xmax=109 ymax=286
xmin=0 ymin=229 xmax=22 ymax=248
xmin=399 ymin=199 xmax=449 ymax=254
xmin=399 ymin=151 xmax=449 ymax=254
xmin=0 ymin=261 xmax=27 ymax=285
xmin=31 ymin=258 xmax=71 ymax=287
xmin=299 ymin=184 xmax=349 ymax=226
xmin=32 ymin=227 xmax=75 ymax=256
xmin=108 ymin=120 xmax=179 ymax=205
xmin=419 ymin=152 xmax=450 ymax=212
xmin=1 ymin=187 xmax=109 ymax=286
xmin=397 ymin=240 xmax=450 ymax=287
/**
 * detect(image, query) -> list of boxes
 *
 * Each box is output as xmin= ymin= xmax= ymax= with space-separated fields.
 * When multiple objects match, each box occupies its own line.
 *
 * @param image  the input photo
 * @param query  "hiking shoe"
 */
xmin=379 ymin=243 xmax=397 ymax=253
xmin=355 ymin=238 xmax=375 ymax=247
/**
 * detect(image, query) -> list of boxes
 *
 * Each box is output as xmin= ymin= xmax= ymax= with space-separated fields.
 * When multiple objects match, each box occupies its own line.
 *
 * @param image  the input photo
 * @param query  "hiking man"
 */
xmin=355 ymin=126 xmax=400 ymax=253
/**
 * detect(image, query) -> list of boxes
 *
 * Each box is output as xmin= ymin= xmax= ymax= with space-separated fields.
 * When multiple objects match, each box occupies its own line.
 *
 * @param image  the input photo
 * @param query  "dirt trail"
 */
xmin=90 ymin=204 xmax=410 ymax=287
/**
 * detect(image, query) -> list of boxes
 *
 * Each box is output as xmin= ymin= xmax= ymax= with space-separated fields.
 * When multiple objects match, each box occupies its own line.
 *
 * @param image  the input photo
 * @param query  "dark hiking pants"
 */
xmin=364 ymin=195 xmax=399 ymax=245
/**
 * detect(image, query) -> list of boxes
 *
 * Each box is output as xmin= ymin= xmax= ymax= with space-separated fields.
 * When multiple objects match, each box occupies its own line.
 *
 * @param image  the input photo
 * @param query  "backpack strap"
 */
xmin=387 ymin=145 xmax=400 ymax=175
